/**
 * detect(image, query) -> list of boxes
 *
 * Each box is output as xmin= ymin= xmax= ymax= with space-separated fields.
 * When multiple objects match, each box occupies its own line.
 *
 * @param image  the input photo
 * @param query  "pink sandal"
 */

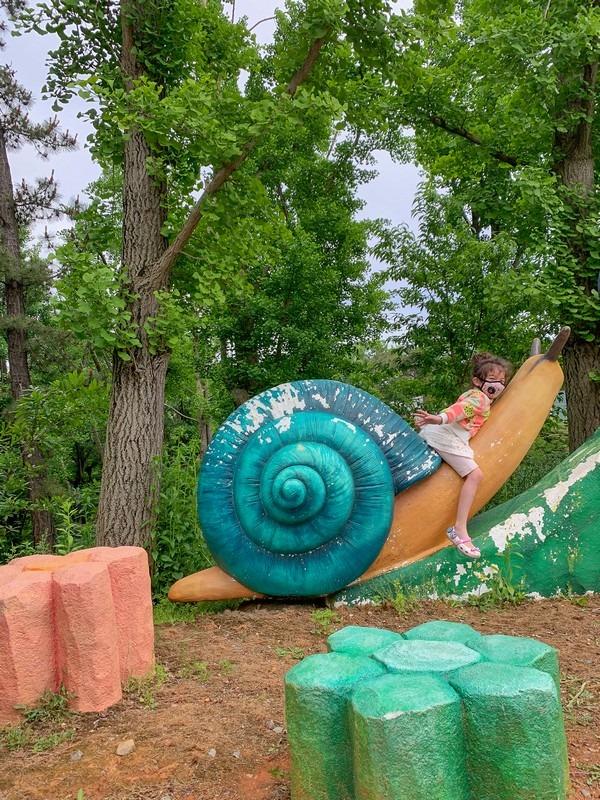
xmin=447 ymin=527 xmax=481 ymax=559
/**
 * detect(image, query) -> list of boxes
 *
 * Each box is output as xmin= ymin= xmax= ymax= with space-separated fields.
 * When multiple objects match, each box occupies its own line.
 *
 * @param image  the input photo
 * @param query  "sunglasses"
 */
xmin=481 ymin=380 xmax=506 ymax=396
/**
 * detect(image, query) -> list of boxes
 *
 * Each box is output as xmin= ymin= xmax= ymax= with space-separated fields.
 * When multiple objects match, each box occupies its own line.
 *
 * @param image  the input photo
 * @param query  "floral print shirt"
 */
xmin=439 ymin=389 xmax=491 ymax=438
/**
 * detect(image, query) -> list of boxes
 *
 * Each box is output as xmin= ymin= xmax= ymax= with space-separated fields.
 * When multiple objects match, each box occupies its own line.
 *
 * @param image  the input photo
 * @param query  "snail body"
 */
xmin=169 ymin=329 xmax=570 ymax=602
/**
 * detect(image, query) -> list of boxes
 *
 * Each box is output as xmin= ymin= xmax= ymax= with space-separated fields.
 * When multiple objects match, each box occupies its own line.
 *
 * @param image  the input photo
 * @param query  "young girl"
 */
xmin=413 ymin=352 xmax=512 ymax=559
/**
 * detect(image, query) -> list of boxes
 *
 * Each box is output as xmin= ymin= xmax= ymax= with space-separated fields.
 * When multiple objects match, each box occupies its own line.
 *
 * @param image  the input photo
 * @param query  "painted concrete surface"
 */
xmin=196 ymin=379 xmax=437 ymax=597
xmin=285 ymin=652 xmax=386 ymax=800
xmin=286 ymin=622 xmax=570 ymax=800
xmin=336 ymin=427 xmax=599 ymax=604
xmin=0 ymin=546 xmax=154 ymax=721
xmin=327 ymin=625 xmax=405 ymax=657
xmin=172 ymin=348 xmax=571 ymax=603
xmin=351 ymin=674 xmax=469 ymax=800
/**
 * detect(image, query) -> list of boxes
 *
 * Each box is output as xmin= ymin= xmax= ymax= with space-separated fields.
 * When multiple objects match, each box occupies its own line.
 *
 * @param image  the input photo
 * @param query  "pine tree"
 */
xmin=0 ymin=0 xmax=76 ymax=544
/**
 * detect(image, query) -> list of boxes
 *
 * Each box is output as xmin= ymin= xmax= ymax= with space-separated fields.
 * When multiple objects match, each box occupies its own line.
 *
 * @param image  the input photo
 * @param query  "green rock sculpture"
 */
xmin=285 ymin=622 xmax=569 ymax=800
xmin=336 ymin=428 xmax=599 ymax=604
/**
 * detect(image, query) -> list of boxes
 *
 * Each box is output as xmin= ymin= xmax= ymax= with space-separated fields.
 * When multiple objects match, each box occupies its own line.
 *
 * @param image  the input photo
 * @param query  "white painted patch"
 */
xmin=446 ymin=584 xmax=490 ymax=602
xmin=372 ymin=424 xmax=385 ymax=439
xmin=334 ymin=597 xmax=376 ymax=608
xmin=488 ymin=506 xmax=546 ymax=553
xmin=332 ymin=417 xmax=357 ymax=433
xmin=543 ymin=452 xmax=600 ymax=512
xmin=274 ymin=416 xmax=293 ymax=433
xmin=311 ymin=393 xmax=330 ymax=409
xmin=453 ymin=563 xmax=467 ymax=586
xmin=383 ymin=711 xmax=406 ymax=720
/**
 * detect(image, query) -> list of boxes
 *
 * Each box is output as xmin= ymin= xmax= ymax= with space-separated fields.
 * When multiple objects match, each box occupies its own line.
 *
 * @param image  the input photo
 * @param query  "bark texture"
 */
xmin=552 ymin=60 xmax=600 ymax=450
xmin=95 ymin=2 xmax=169 ymax=547
xmin=96 ymin=4 xmax=329 ymax=547
xmin=561 ymin=335 xmax=600 ymax=452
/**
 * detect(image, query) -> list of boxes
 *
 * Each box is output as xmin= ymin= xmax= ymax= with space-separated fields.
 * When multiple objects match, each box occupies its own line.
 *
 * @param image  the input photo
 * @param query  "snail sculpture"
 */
xmin=169 ymin=328 xmax=570 ymax=602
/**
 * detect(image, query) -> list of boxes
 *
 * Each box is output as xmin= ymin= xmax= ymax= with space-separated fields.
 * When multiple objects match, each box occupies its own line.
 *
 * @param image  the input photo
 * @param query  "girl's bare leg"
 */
xmin=454 ymin=467 xmax=483 ymax=538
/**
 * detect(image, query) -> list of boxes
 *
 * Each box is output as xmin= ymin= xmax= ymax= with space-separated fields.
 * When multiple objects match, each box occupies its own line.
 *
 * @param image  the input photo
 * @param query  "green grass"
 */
xmin=123 ymin=663 xmax=169 ymax=709
xmin=152 ymin=597 xmax=243 ymax=624
xmin=374 ymin=579 xmax=422 ymax=614
xmin=0 ymin=686 xmax=78 ymax=754
xmin=310 ymin=608 xmax=341 ymax=636
xmin=275 ymin=645 xmax=305 ymax=660
xmin=218 ymin=658 xmax=236 ymax=676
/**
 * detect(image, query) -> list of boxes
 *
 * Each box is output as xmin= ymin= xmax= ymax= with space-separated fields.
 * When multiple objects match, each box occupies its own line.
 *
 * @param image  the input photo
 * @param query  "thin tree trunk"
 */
xmin=196 ymin=378 xmax=212 ymax=458
xmin=0 ymin=128 xmax=54 ymax=547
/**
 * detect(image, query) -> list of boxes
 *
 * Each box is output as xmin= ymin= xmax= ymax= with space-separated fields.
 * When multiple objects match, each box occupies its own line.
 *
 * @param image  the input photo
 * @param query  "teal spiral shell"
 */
xmin=197 ymin=380 xmax=441 ymax=596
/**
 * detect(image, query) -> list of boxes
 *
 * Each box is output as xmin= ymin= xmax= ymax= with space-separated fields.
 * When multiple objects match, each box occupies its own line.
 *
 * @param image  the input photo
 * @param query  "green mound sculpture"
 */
xmin=285 ymin=622 xmax=569 ymax=800
xmin=336 ymin=427 xmax=599 ymax=604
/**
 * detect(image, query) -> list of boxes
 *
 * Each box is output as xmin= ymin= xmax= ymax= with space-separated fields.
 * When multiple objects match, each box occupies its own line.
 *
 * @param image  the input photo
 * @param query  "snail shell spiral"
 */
xmin=197 ymin=380 xmax=441 ymax=596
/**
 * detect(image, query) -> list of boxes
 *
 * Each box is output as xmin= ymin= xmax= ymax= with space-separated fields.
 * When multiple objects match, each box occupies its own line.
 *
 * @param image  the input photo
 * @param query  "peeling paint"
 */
xmin=488 ymin=506 xmax=546 ymax=553
xmin=274 ymin=417 xmax=293 ymax=433
xmin=452 ymin=563 xmax=467 ymax=586
xmin=332 ymin=417 xmax=357 ymax=433
xmin=543 ymin=452 xmax=599 ymax=512
xmin=311 ymin=393 xmax=330 ymax=409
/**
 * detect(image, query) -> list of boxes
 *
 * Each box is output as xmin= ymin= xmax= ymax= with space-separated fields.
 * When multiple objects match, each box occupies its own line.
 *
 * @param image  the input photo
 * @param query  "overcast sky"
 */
xmin=6 ymin=0 xmax=420 ymax=239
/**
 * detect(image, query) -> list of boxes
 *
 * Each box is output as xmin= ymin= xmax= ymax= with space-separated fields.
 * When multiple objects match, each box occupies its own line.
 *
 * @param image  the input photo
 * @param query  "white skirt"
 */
xmin=419 ymin=424 xmax=475 ymax=458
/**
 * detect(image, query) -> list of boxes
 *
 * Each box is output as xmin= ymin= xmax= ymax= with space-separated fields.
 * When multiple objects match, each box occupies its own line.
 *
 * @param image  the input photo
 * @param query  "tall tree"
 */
xmin=0 ymin=0 xmax=75 ymax=544
xmin=208 ymin=123 xmax=391 ymax=408
xmin=382 ymin=0 xmax=600 ymax=449
xmin=377 ymin=184 xmax=554 ymax=409
xmin=27 ymin=0 xmax=395 ymax=547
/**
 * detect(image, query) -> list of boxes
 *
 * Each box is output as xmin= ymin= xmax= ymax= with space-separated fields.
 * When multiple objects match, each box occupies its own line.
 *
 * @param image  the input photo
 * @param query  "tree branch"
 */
xmin=249 ymin=16 xmax=276 ymax=32
xmin=165 ymin=402 xmax=197 ymax=421
xmin=429 ymin=115 xmax=518 ymax=167
xmin=150 ymin=34 xmax=329 ymax=290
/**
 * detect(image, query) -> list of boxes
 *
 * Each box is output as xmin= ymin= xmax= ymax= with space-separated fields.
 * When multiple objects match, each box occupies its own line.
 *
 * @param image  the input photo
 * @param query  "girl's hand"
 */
xmin=414 ymin=409 xmax=441 ymax=428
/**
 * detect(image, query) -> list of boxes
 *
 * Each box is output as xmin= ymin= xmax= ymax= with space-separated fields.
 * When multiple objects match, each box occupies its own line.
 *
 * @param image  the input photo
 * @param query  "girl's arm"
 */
xmin=414 ymin=409 xmax=442 ymax=427
xmin=415 ymin=391 xmax=485 ymax=428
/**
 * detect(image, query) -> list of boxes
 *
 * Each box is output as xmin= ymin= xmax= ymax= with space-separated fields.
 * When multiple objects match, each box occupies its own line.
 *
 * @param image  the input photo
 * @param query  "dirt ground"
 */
xmin=0 ymin=598 xmax=598 ymax=800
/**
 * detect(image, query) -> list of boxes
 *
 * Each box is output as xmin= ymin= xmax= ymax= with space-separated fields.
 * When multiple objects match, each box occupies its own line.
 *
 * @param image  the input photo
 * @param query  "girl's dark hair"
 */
xmin=470 ymin=352 xmax=513 ymax=385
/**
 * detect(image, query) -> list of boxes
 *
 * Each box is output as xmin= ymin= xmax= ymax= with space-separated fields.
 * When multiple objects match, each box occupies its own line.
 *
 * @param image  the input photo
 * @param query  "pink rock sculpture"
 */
xmin=0 ymin=546 xmax=154 ymax=722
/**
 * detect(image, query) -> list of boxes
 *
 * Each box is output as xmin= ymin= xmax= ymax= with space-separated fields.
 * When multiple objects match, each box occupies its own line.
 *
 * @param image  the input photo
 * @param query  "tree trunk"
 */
xmin=95 ymin=4 xmax=328 ymax=546
xmin=95 ymin=2 xmax=169 ymax=547
xmin=561 ymin=334 xmax=600 ymax=452
xmin=197 ymin=378 xmax=212 ymax=458
xmin=552 ymin=61 xmax=600 ymax=450
xmin=93 ymin=122 xmax=169 ymax=546
xmin=94 ymin=121 xmax=169 ymax=546
xmin=0 ymin=128 xmax=54 ymax=546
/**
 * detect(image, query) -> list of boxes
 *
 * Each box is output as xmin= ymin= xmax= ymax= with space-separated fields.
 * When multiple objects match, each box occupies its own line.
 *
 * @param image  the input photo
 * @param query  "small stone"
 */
xmin=581 ymin=790 xmax=591 ymax=798
xmin=160 ymin=795 xmax=171 ymax=800
xmin=273 ymin=726 xmax=284 ymax=734
xmin=207 ymin=748 xmax=217 ymax=758
xmin=70 ymin=750 xmax=84 ymax=762
xmin=116 ymin=739 xmax=135 ymax=756
xmin=266 ymin=719 xmax=275 ymax=729
xmin=232 ymin=750 xmax=241 ymax=758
